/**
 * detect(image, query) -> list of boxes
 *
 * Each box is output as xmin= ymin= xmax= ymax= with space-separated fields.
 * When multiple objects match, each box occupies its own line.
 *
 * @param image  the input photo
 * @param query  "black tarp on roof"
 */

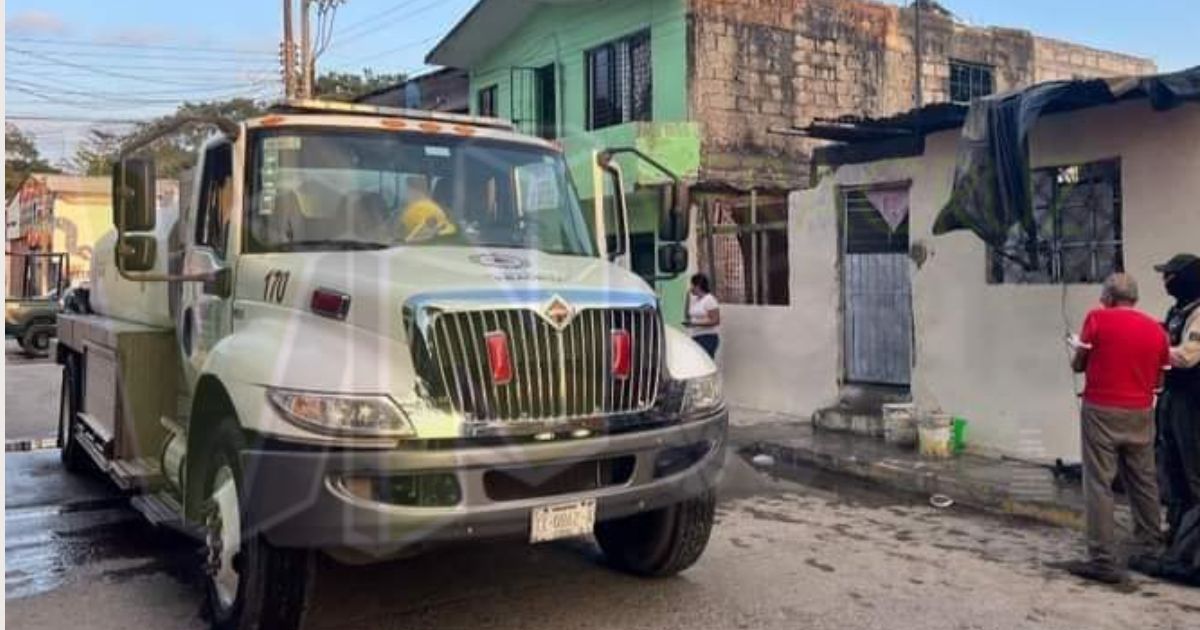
xmin=932 ymin=65 xmax=1200 ymax=268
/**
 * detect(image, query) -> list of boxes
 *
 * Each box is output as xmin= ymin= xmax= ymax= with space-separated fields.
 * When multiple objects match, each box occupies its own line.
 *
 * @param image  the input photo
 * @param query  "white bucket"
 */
xmin=918 ymin=413 xmax=953 ymax=458
xmin=882 ymin=403 xmax=917 ymax=447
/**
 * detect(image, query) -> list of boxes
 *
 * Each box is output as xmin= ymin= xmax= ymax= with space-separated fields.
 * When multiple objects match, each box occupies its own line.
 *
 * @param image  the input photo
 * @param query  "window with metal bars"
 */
xmin=697 ymin=196 xmax=790 ymax=306
xmin=988 ymin=159 xmax=1124 ymax=284
xmin=586 ymin=30 xmax=652 ymax=130
xmin=949 ymin=59 xmax=995 ymax=103
xmin=477 ymin=85 xmax=498 ymax=117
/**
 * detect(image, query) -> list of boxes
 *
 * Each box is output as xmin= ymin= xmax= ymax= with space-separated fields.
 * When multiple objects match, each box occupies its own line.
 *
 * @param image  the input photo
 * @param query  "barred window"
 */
xmin=586 ymin=30 xmax=652 ymax=130
xmin=477 ymin=85 xmax=497 ymax=117
xmin=949 ymin=59 xmax=994 ymax=103
xmin=698 ymin=196 xmax=790 ymax=306
xmin=988 ymin=159 xmax=1123 ymax=284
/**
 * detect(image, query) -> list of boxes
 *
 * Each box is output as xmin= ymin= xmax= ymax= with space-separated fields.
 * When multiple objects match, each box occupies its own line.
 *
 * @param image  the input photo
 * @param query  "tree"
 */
xmin=70 ymin=97 xmax=266 ymax=179
xmin=71 ymin=129 xmax=123 ymax=177
xmin=66 ymin=69 xmax=400 ymax=179
xmin=6 ymin=124 xmax=59 ymax=199
xmin=315 ymin=69 xmax=406 ymax=102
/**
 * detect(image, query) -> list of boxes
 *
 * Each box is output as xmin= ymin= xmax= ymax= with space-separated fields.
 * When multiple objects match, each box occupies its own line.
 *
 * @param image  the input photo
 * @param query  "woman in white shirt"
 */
xmin=686 ymin=273 xmax=720 ymax=358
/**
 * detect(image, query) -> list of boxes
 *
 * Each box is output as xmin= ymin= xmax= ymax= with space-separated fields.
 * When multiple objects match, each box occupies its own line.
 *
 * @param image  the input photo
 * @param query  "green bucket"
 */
xmin=951 ymin=417 xmax=968 ymax=454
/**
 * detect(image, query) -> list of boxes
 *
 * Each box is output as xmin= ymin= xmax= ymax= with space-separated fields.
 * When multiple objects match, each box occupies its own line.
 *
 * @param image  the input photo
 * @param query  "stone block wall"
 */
xmin=1033 ymin=37 xmax=1155 ymax=83
xmin=688 ymin=0 xmax=1156 ymax=192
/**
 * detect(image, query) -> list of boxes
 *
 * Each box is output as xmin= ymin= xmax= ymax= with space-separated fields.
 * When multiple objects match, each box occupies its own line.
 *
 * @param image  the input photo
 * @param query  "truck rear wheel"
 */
xmin=204 ymin=426 xmax=315 ymax=630
xmin=58 ymin=359 xmax=90 ymax=473
xmin=594 ymin=491 xmax=716 ymax=578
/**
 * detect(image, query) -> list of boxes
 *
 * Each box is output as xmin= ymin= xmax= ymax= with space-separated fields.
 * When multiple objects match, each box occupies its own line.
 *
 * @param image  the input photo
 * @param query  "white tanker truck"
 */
xmin=56 ymin=99 xmax=726 ymax=630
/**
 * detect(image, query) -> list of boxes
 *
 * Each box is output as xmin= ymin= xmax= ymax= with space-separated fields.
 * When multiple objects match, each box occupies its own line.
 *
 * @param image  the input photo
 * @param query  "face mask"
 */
xmin=1166 ymin=262 xmax=1200 ymax=302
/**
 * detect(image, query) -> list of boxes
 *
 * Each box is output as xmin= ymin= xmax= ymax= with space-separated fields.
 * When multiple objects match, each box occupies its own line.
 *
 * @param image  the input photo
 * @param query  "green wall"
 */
xmin=465 ymin=0 xmax=697 ymax=324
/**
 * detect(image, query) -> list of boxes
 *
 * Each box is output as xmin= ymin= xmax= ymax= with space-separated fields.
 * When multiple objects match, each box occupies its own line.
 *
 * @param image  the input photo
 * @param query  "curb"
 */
xmin=6 ymin=437 xmax=59 ymax=452
xmin=745 ymin=439 xmax=1085 ymax=531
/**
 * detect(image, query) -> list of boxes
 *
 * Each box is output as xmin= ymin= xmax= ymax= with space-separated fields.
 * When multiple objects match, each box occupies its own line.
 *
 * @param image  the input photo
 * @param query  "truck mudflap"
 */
xmin=239 ymin=409 xmax=726 ymax=553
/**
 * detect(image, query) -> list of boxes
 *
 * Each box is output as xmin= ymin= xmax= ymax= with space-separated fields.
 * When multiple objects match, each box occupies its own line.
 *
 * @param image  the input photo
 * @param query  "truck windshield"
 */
xmin=245 ymin=128 xmax=595 ymax=256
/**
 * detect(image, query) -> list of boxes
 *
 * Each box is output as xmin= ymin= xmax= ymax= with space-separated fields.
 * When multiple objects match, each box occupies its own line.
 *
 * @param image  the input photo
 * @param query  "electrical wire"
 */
xmin=5 ymin=115 xmax=148 ymax=123
xmin=6 ymin=47 xmax=272 ymax=88
xmin=8 ymin=76 xmax=278 ymax=98
xmin=333 ymin=0 xmax=426 ymax=41
xmin=348 ymin=0 xmax=458 ymax=42
xmin=6 ymin=36 xmax=275 ymax=56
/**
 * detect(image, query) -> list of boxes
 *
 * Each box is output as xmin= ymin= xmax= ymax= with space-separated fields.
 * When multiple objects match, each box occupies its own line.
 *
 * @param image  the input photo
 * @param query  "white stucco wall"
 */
xmin=717 ymin=180 xmax=841 ymax=416
xmin=721 ymin=98 xmax=1200 ymax=460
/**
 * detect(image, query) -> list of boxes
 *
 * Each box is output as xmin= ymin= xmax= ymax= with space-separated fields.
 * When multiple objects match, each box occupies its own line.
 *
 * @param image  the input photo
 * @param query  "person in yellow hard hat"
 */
xmin=399 ymin=178 xmax=458 ymax=243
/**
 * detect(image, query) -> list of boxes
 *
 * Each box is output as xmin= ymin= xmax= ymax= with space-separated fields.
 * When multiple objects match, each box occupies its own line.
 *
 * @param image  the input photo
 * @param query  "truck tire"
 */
xmin=21 ymin=322 xmax=53 ymax=357
xmin=204 ymin=424 xmax=315 ymax=630
xmin=594 ymin=490 xmax=717 ymax=578
xmin=58 ymin=359 xmax=91 ymax=473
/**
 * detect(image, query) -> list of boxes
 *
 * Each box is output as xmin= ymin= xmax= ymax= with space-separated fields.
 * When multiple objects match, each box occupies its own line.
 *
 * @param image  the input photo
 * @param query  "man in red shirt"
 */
xmin=1066 ymin=273 xmax=1169 ymax=583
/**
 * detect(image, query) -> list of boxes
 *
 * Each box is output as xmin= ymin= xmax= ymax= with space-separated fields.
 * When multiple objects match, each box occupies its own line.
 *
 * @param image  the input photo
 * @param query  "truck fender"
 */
xmin=195 ymin=311 xmax=419 ymax=440
xmin=183 ymin=374 xmax=237 ymax=521
xmin=663 ymin=325 xmax=717 ymax=381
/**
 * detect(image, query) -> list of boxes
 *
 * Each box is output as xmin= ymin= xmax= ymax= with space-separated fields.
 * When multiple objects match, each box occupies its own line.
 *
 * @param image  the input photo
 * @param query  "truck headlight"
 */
xmin=267 ymin=389 xmax=415 ymax=438
xmin=680 ymin=374 xmax=723 ymax=414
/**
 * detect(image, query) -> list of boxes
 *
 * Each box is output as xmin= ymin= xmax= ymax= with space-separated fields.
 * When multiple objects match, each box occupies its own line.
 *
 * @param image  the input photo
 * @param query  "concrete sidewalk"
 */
xmin=728 ymin=407 xmax=1091 ymax=530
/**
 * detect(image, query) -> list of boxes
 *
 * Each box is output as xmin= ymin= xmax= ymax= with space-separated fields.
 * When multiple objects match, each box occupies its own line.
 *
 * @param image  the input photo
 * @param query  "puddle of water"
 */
xmin=5 ymin=498 xmax=196 ymax=600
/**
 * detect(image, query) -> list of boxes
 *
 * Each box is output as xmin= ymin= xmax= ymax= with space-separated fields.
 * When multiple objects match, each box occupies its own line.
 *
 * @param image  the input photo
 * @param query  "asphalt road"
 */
xmin=6 ymin=445 xmax=1200 ymax=630
xmin=5 ymin=338 xmax=61 ymax=444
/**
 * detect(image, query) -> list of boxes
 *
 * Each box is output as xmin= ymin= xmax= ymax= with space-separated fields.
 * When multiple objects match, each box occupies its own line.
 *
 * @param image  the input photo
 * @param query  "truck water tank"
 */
xmin=88 ymin=203 xmax=178 ymax=328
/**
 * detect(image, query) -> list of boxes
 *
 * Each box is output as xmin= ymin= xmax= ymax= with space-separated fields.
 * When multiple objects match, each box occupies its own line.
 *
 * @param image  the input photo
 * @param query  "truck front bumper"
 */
xmin=241 ymin=409 xmax=727 ymax=552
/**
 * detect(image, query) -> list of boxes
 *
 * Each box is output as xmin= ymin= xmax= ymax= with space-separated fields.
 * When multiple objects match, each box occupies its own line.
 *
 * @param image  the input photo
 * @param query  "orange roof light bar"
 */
xmin=268 ymin=98 xmax=515 ymax=132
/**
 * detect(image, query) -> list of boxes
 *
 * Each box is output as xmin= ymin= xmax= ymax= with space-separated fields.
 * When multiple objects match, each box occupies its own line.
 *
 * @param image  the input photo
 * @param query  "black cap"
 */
xmin=1154 ymin=253 xmax=1200 ymax=274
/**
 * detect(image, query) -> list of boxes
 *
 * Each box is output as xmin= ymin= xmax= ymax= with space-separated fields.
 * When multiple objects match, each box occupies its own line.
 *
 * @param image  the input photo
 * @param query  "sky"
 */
xmin=5 ymin=0 xmax=1198 ymax=166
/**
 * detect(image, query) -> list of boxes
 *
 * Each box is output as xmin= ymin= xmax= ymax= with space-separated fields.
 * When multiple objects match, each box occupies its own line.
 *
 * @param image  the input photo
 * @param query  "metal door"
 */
xmin=842 ymin=187 xmax=912 ymax=386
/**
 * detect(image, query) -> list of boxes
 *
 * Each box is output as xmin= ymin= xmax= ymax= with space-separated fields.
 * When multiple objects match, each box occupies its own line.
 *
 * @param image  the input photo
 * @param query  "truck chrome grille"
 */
xmin=423 ymin=308 xmax=662 ymax=422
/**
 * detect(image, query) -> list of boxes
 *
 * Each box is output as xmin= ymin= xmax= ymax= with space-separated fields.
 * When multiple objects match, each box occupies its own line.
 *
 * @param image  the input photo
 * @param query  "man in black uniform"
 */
xmin=1156 ymin=253 xmax=1200 ymax=541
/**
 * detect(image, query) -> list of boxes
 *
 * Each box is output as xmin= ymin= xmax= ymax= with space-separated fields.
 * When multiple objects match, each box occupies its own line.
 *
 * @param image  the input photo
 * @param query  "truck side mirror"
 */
xmin=595 ymin=154 xmax=629 ymax=261
xmin=657 ymin=242 xmax=689 ymax=277
xmin=658 ymin=183 xmax=690 ymax=243
xmin=118 ymin=235 xmax=157 ymax=272
xmin=112 ymin=158 xmax=157 ymax=232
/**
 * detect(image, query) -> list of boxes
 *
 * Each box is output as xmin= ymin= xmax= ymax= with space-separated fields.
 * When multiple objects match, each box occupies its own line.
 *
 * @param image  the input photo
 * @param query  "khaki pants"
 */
xmin=1081 ymin=402 xmax=1162 ymax=566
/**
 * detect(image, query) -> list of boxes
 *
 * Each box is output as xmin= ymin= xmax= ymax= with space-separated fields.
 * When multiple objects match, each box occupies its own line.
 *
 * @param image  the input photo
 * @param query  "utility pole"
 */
xmin=282 ymin=0 xmax=296 ymax=98
xmin=299 ymin=0 xmax=313 ymax=98
xmin=914 ymin=0 xmax=923 ymax=110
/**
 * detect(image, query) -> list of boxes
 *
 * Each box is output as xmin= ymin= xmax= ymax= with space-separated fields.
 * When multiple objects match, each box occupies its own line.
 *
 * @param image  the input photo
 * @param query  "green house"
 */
xmin=427 ymin=0 xmax=701 ymax=324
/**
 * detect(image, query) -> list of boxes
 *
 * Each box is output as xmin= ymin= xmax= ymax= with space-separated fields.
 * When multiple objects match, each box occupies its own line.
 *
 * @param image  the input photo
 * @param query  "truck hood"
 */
xmin=235 ymin=247 xmax=655 ymax=337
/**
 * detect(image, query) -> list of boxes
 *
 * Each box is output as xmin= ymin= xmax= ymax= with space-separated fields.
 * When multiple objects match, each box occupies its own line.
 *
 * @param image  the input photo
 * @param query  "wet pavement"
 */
xmin=6 ymin=445 xmax=1200 ymax=630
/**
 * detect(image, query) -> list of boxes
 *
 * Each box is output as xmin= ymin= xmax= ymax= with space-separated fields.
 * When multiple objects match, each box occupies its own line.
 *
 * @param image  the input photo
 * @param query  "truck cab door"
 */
xmin=178 ymin=141 xmax=236 ymax=383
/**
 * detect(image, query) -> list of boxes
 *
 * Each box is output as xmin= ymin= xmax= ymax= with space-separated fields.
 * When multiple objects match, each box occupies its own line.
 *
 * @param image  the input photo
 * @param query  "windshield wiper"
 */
xmin=273 ymin=240 xmax=390 ymax=252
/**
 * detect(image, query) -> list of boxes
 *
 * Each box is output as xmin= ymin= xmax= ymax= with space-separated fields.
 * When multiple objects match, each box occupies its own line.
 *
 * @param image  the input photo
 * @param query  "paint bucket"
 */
xmin=882 ymin=403 xmax=917 ymax=447
xmin=951 ymin=417 xmax=968 ymax=454
xmin=918 ymin=413 xmax=953 ymax=458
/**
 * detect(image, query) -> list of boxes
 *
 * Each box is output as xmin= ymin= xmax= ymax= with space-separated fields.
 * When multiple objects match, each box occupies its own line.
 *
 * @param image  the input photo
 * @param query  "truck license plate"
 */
xmin=530 ymin=499 xmax=596 ymax=543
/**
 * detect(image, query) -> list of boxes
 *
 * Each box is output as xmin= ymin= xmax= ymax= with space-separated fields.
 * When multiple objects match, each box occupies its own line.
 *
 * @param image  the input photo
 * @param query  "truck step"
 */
xmin=130 ymin=493 xmax=203 ymax=540
xmin=109 ymin=457 xmax=165 ymax=492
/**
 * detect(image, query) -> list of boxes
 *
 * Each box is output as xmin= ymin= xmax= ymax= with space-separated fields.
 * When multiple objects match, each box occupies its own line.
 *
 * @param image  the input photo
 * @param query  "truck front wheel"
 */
xmin=204 ymin=426 xmax=315 ymax=630
xmin=594 ymin=491 xmax=717 ymax=578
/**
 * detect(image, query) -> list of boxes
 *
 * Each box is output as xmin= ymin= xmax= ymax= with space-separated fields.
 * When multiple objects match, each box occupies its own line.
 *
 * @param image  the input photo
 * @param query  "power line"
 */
xmin=331 ymin=33 xmax=439 ymax=66
xmin=5 ymin=46 xmax=276 ymax=63
xmin=335 ymin=0 xmax=458 ymax=45
xmin=7 ymin=70 xmax=279 ymax=91
xmin=9 ymin=75 xmax=278 ymax=98
xmin=7 ymin=47 xmax=279 ymax=88
xmin=334 ymin=0 xmax=426 ymax=41
xmin=5 ymin=115 xmax=147 ymax=123
xmin=9 ymin=60 xmax=277 ymax=74
xmin=6 ymin=36 xmax=274 ymax=56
